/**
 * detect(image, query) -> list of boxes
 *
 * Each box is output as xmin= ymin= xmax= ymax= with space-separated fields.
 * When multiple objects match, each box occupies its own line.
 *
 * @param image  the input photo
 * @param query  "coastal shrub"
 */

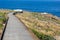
xmin=0 ymin=12 xmax=7 ymax=23
xmin=0 ymin=24 xmax=3 ymax=29
xmin=31 ymin=29 xmax=55 ymax=40
xmin=0 ymin=17 xmax=6 ymax=23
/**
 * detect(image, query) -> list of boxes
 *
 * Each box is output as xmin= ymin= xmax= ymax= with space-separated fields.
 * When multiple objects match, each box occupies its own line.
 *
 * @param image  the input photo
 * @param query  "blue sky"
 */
xmin=0 ymin=0 xmax=60 ymax=1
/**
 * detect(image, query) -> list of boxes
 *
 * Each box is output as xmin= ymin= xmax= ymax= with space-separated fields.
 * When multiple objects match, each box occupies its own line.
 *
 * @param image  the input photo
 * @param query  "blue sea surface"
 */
xmin=0 ymin=1 xmax=60 ymax=17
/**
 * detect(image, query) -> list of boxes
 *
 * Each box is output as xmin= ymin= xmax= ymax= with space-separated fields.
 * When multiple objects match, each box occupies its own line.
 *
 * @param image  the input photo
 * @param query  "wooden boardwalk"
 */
xmin=3 ymin=13 xmax=34 ymax=40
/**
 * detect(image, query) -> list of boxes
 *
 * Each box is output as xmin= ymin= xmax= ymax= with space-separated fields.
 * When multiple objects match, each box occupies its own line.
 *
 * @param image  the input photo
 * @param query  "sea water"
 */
xmin=0 ymin=1 xmax=60 ymax=17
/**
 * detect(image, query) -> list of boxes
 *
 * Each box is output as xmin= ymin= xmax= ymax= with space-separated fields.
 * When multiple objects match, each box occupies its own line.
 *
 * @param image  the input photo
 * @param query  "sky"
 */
xmin=0 ymin=0 xmax=60 ymax=1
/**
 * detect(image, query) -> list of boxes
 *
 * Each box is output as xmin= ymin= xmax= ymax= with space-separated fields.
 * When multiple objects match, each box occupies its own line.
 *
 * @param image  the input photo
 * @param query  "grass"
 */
xmin=16 ymin=11 xmax=60 ymax=40
xmin=0 ymin=12 xmax=7 ymax=29
xmin=31 ymin=28 xmax=55 ymax=40
xmin=32 ymin=12 xmax=60 ymax=24
xmin=0 ymin=24 xmax=3 ymax=29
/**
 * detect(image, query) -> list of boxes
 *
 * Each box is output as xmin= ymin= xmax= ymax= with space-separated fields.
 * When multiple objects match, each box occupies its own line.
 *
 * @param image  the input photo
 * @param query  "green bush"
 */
xmin=0 ymin=12 xmax=6 ymax=23
xmin=0 ymin=24 xmax=3 ymax=29
xmin=31 ymin=29 xmax=56 ymax=40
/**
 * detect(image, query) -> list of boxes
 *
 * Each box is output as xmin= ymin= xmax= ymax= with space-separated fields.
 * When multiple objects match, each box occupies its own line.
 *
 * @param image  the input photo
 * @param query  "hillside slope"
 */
xmin=16 ymin=11 xmax=60 ymax=40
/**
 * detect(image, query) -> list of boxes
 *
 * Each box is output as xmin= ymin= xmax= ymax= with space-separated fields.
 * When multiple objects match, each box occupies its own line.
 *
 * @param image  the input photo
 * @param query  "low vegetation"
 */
xmin=16 ymin=11 xmax=60 ymax=40
xmin=31 ymin=29 xmax=55 ymax=40
xmin=0 ymin=9 xmax=10 ymax=37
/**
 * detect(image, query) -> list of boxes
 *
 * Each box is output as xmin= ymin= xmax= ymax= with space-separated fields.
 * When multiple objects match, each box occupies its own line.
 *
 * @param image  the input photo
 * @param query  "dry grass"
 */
xmin=16 ymin=11 xmax=60 ymax=40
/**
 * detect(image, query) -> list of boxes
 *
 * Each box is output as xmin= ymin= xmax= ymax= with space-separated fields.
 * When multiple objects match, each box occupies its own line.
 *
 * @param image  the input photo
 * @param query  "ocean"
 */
xmin=0 ymin=1 xmax=60 ymax=17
